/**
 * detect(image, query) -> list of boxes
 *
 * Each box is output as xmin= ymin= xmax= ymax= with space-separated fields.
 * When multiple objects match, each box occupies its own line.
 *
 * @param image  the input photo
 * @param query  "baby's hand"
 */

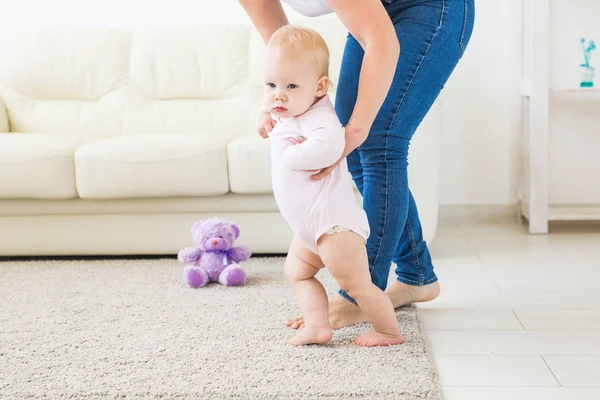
xmin=287 ymin=136 xmax=307 ymax=145
xmin=258 ymin=110 xmax=276 ymax=138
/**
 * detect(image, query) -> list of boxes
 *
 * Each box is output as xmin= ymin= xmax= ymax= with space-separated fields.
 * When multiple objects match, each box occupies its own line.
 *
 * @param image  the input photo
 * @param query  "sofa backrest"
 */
xmin=123 ymin=25 xmax=252 ymax=138
xmin=0 ymin=14 xmax=348 ymax=138
xmin=0 ymin=29 xmax=132 ymax=136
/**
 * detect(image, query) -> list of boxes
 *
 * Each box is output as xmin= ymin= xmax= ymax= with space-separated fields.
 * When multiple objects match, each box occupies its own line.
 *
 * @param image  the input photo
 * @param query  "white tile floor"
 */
xmin=421 ymin=219 xmax=600 ymax=400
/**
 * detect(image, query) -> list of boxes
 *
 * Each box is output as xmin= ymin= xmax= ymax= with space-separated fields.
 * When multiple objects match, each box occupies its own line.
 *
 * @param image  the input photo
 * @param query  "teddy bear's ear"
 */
xmin=231 ymin=223 xmax=240 ymax=239
xmin=191 ymin=220 xmax=205 ymax=236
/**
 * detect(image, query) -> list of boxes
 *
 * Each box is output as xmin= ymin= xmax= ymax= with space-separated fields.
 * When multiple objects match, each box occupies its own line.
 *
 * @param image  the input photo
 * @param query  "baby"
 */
xmin=262 ymin=25 xmax=404 ymax=347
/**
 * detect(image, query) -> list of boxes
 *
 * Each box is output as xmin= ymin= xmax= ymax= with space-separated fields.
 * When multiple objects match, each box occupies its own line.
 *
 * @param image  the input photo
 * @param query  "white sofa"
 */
xmin=0 ymin=15 xmax=440 ymax=256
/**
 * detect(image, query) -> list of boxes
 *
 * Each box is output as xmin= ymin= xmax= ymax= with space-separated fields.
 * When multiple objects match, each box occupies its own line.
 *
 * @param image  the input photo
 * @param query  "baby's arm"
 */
xmin=282 ymin=118 xmax=345 ymax=171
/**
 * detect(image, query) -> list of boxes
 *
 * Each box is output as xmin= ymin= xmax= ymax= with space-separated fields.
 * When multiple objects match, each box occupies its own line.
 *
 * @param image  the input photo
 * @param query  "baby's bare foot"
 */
xmin=385 ymin=281 xmax=440 ymax=309
xmin=285 ymin=295 xmax=367 ymax=330
xmin=353 ymin=331 xmax=405 ymax=347
xmin=286 ymin=326 xmax=332 ymax=346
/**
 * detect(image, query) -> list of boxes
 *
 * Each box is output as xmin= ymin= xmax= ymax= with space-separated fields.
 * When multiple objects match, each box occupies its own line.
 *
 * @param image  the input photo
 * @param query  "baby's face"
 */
xmin=263 ymin=47 xmax=325 ymax=118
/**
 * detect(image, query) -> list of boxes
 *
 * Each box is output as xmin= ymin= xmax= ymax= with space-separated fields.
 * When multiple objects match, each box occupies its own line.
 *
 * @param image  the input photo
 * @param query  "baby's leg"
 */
xmin=284 ymin=237 xmax=332 ymax=346
xmin=318 ymin=231 xmax=405 ymax=347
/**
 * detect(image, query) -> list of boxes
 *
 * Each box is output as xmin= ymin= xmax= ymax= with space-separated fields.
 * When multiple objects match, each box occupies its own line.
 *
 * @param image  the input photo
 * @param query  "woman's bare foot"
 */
xmin=286 ymin=326 xmax=332 ymax=346
xmin=385 ymin=280 xmax=441 ymax=309
xmin=286 ymin=294 xmax=368 ymax=330
xmin=286 ymin=282 xmax=441 ymax=330
xmin=353 ymin=331 xmax=405 ymax=347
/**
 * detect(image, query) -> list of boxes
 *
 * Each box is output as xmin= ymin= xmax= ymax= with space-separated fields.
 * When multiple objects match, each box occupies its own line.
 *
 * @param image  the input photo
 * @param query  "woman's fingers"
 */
xmin=310 ymin=165 xmax=334 ymax=181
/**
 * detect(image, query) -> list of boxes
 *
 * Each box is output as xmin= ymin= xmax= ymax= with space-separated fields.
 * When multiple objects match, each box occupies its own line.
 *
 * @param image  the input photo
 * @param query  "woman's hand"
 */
xmin=258 ymin=110 xmax=276 ymax=138
xmin=309 ymin=126 xmax=369 ymax=181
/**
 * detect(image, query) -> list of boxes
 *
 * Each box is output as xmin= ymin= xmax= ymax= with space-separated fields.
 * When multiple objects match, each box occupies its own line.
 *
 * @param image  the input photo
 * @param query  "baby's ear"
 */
xmin=316 ymin=76 xmax=330 ymax=96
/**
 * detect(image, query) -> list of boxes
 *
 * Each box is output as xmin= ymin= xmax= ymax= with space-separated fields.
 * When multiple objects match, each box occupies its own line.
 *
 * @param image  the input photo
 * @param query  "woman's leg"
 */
xmin=336 ymin=0 xmax=475 ymax=305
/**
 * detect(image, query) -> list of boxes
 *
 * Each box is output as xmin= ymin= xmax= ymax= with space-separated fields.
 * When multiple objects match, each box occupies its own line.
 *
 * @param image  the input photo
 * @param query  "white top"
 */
xmin=282 ymin=0 xmax=334 ymax=17
xmin=268 ymin=95 xmax=369 ymax=253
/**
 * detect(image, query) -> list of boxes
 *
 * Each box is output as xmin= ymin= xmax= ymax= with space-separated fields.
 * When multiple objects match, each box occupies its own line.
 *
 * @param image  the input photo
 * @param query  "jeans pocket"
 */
xmin=459 ymin=0 xmax=475 ymax=56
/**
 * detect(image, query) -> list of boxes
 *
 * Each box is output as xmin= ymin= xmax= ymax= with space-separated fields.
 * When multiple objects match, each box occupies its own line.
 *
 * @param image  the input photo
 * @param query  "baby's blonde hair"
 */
xmin=268 ymin=25 xmax=330 ymax=78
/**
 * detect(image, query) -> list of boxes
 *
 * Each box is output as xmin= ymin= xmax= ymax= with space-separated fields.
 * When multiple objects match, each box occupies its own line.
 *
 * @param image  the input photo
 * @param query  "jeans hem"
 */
xmin=338 ymin=289 xmax=358 ymax=305
xmin=395 ymin=275 xmax=438 ymax=287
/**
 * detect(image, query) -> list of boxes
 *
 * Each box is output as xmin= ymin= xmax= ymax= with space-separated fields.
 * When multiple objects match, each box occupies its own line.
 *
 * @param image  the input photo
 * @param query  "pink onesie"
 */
xmin=269 ymin=95 xmax=370 ymax=254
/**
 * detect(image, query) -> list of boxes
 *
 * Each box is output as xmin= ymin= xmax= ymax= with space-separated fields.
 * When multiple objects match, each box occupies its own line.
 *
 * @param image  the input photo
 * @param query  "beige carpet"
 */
xmin=0 ymin=257 xmax=442 ymax=399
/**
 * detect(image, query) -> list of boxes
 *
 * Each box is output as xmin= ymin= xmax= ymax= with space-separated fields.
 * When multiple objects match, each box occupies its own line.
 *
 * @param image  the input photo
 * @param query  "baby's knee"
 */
xmin=338 ymin=280 xmax=372 ymax=301
xmin=284 ymin=262 xmax=299 ymax=284
xmin=284 ymin=256 xmax=318 ymax=283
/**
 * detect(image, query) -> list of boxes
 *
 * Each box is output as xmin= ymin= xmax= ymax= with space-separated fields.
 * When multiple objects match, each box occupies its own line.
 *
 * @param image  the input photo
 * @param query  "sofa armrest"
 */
xmin=0 ymin=97 xmax=8 ymax=132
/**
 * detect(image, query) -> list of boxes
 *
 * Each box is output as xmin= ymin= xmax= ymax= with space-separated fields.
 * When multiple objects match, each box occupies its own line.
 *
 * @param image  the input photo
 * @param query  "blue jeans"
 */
xmin=335 ymin=0 xmax=475 ymax=303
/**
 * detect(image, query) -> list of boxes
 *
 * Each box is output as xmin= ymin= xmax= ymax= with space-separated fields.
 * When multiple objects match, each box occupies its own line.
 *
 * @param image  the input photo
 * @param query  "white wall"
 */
xmin=439 ymin=0 xmax=523 ymax=205
xmin=0 ymin=0 xmax=598 ymax=206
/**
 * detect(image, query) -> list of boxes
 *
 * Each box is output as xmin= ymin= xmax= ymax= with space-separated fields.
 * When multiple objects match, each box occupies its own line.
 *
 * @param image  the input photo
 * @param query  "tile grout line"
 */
xmin=491 ymin=276 xmax=503 ymax=291
xmin=541 ymin=355 xmax=562 ymax=387
xmin=477 ymin=259 xmax=504 ymax=291
xmin=473 ymin=251 xmax=484 ymax=264
xmin=512 ymin=309 xmax=526 ymax=330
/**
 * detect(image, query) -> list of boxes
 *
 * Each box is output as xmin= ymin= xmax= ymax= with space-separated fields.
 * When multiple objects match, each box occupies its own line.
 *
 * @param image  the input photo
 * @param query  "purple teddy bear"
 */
xmin=178 ymin=217 xmax=252 ymax=288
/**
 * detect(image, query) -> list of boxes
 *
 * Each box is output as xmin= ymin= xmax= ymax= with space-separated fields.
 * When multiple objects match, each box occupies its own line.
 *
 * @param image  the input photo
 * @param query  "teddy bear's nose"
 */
xmin=212 ymin=240 xmax=218 ymax=245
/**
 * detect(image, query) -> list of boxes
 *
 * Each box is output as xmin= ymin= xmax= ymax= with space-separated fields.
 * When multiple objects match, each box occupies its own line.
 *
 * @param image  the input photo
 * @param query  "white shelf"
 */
xmin=518 ymin=0 xmax=600 ymax=233
xmin=520 ymin=200 xmax=600 ymax=222
xmin=552 ymin=88 xmax=600 ymax=102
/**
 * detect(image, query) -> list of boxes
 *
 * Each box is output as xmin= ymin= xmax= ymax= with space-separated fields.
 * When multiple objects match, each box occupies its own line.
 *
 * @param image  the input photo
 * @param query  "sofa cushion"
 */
xmin=0 ymin=30 xmax=131 ymax=135
xmin=0 ymin=133 xmax=89 ymax=199
xmin=123 ymin=26 xmax=253 ymax=139
xmin=227 ymin=134 xmax=272 ymax=194
xmin=75 ymin=134 xmax=229 ymax=199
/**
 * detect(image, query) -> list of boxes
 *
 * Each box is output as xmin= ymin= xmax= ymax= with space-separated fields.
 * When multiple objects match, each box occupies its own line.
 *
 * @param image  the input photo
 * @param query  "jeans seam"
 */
xmin=438 ymin=0 xmax=446 ymax=30
xmin=368 ymin=134 xmax=389 ymax=276
xmin=459 ymin=0 xmax=467 ymax=55
xmin=406 ymin=219 xmax=424 ymax=284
